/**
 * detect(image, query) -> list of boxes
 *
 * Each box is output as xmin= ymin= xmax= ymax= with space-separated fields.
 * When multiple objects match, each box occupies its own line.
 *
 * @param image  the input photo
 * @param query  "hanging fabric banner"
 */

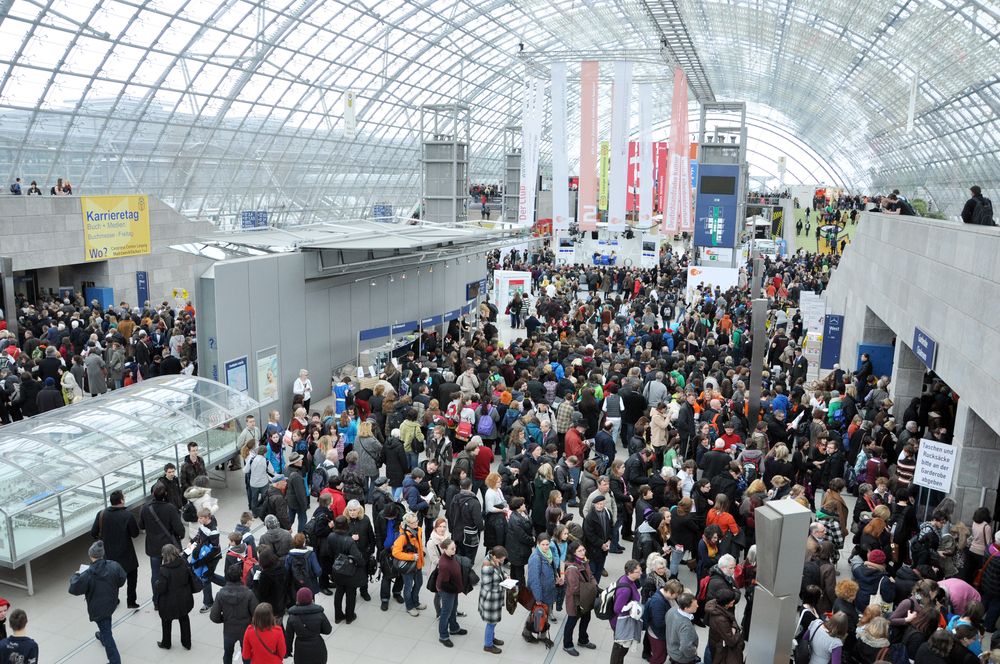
xmin=551 ymin=63 xmax=570 ymax=232
xmin=518 ymin=76 xmax=545 ymax=227
xmin=906 ymin=73 xmax=918 ymax=134
xmin=607 ymin=61 xmax=632 ymax=233
xmin=664 ymin=67 xmax=692 ymax=234
xmin=578 ymin=61 xmax=599 ymax=231
xmin=638 ymin=83 xmax=653 ymax=227
xmin=655 ymin=142 xmax=669 ymax=218
xmin=599 ymin=141 xmax=609 ymax=212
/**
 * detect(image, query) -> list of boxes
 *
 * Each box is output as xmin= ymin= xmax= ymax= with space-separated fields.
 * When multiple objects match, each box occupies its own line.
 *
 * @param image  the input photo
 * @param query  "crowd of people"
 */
xmin=7 ymin=177 xmax=71 ymax=195
xmin=0 ymin=229 xmax=996 ymax=664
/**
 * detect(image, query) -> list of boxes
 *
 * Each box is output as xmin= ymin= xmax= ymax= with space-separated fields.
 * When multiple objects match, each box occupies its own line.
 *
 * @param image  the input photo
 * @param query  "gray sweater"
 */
xmin=664 ymin=608 xmax=699 ymax=663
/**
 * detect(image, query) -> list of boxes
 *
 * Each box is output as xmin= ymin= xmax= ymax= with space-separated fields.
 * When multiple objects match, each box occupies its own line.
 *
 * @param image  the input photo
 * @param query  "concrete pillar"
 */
xmin=890 ymin=342 xmax=925 ymax=421
xmin=861 ymin=306 xmax=894 ymax=345
xmin=951 ymin=403 xmax=1000 ymax=523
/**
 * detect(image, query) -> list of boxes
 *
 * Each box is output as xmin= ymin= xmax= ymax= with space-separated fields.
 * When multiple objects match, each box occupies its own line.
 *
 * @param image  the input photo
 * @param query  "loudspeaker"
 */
xmin=591 ymin=231 xmax=599 ymax=240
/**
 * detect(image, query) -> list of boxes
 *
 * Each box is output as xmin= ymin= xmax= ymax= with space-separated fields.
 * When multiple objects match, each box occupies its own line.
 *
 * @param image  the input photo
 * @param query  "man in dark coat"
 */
xmin=15 ymin=372 xmax=41 ymax=418
xmin=69 ymin=540 xmax=127 ymax=664
xmin=583 ymin=494 xmax=613 ymax=578
xmin=790 ymin=348 xmax=808 ymax=386
xmin=699 ymin=440 xmax=732 ymax=482
xmin=180 ymin=441 xmax=207 ymax=490
xmin=210 ymin=565 xmax=258 ymax=663
xmin=257 ymin=476 xmax=292 ymax=530
xmin=675 ymin=393 xmax=697 ymax=458
xmin=138 ymin=483 xmax=185 ymax=609
xmin=961 ymin=185 xmax=994 ymax=225
xmin=35 ymin=376 xmax=63 ymax=412
xmin=285 ymin=453 xmax=309 ymax=532
xmin=90 ymin=490 xmax=140 ymax=608
xmin=447 ymin=478 xmax=484 ymax=560
xmin=153 ymin=463 xmax=184 ymax=510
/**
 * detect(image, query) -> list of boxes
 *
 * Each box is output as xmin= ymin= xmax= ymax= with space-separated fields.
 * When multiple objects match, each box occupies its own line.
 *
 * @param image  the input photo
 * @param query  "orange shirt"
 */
xmin=706 ymin=508 xmax=740 ymax=536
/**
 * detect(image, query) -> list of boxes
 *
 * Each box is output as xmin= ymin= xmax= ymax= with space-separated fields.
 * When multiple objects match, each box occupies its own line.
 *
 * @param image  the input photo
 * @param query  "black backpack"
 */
xmin=182 ymin=500 xmax=198 ymax=523
xmin=973 ymin=197 xmax=996 ymax=226
xmin=457 ymin=555 xmax=479 ymax=594
xmin=288 ymin=554 xmax=310 ymax=590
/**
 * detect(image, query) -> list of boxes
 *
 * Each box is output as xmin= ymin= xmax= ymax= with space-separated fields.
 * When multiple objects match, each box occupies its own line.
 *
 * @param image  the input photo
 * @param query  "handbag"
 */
xmin=425 ymin=567 xmax=439 ymax=592
xmin=869 ymin=576 xmax=892 ymax=614
xmin=332 ymin=553 xmax=357 ymax=577
xmin=516 ymin=584 xmax=535 ymax=610
xmin=577 ymin=577 xmax=599 ymax=614
xmin=392 ymin=557 xmax=417 ymax=576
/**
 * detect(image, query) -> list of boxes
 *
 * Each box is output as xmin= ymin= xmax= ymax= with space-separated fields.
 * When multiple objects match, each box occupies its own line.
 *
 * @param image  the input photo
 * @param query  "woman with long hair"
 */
xmin=241 ymin=602 xmax=286 ymax=663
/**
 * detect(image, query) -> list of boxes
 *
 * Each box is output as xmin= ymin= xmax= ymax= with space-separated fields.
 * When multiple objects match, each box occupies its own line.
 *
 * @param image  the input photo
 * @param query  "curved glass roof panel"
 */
xmin=0 ymin=376 xmax=259 ymax=516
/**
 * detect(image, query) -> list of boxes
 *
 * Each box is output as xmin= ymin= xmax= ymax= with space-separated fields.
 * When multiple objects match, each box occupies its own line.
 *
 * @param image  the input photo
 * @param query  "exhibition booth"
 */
xmin=492 ymin=270 xmax=533 ymax=314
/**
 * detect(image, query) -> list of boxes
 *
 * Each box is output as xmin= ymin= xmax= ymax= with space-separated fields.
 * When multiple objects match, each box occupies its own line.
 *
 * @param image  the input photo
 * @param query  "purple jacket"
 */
xmin=610 ymin=574 xmax=640 ymax=629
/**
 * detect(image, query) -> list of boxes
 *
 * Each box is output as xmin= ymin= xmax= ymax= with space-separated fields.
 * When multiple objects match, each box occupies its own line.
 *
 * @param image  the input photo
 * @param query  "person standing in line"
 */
xmin=284 ymin=588 xmax=331 ymax=664
xmin=90 ymin=490 xmax=140 ymax=609
xmin=241 ymin=603 xmax=286 ymax=664
xmin=664 ymin=592 xmax=700 ymax=664
xmin=524 ymin=533 xmax=557 ymax=648
xmin=138 ymin=483 xmax=185 ymax=610
xmin=609 ymin=560 xmax=643 ymax=664
xmin=478 ymin=546 xmax=508 ymax=655
xmin=0 ymin=609 xmax=37 ymax=664
xmin=245 ymin=446 xmax=272 ymax=514
xmin=562 ymin=541 xmax=598 ymax=656
xmin=210 ymin=565 xmax=258 ymax=664
xmin=154 ymin=544 xmax=200 ymax=650
xmin=434 ymin=538 xmax=468 ymax=647
xmin=180 ymin=441 xmax=207 ymax=490
xmin=69 ymin=541 xmax=127 ymax=664
xmin=583 ymin=494 xmax=613 ymax=579
xmin=154 ymin=463 xmax=185 ymax=510
xmin=292 ymin=370 xmax=313 ymax=412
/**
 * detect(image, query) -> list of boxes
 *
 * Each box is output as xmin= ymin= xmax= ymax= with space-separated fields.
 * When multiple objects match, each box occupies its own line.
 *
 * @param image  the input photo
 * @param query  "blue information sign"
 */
xmin=693 ymin=164 xmax=739 ymax=249
xmin=912 ymin=327 xmax=937 ymax=370
xmin=240 ymin=210 xmax=269 ymax=229
xmin=135 ymin=270 xmax=149 ymax=307
xmin=820 ymin=315 xmax=844 ymax=369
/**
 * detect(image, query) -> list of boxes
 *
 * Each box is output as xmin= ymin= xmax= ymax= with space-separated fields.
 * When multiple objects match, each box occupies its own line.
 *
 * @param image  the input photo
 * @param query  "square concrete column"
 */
xmin=890 ymin=342 xmax=925 ymax=421
xmin=950 ymin=402 xmax=1000 ymax=523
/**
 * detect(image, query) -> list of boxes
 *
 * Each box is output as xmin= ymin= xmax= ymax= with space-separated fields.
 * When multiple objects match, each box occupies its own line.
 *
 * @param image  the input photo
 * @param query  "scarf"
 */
xmin=705 ymin=539 xmax=718 ymax=559
xmin=536 ymin=545 xmax=553 ymax=564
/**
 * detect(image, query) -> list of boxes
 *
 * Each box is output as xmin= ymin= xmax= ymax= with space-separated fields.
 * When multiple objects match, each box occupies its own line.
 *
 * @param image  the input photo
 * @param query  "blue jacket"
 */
xmin=402 ymin=476 xmax=428 ymax=513
xmin=68 ymin=559 xmax=127 ymax=621
xmin=526 ymin=547 xmax=558 ymax=606
xmin=646 ymin=589 xmax=671 ymax=640
xmin=550 ymin=362 xmax=565 ymax=381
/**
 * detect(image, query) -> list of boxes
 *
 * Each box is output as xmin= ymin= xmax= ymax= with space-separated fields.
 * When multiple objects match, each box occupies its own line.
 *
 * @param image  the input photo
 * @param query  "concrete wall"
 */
xmin=825 ymin=213 xmax=1000 ymax=520
xmin=199 ymin=251 xmax=488 ymax=419
xmin=0 ymin=195 xmax=212 ymax=306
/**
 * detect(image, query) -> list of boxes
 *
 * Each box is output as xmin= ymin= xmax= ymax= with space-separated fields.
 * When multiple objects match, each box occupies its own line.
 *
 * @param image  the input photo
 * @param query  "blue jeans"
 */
xmin=223 ymin=633 xmax=249 ymax=664
xmin=244 ymin=473 xmax=252 ymax=509
xmin=607 ymin=418 xmax=622 ymax=447
xmin=250 ymin=485 xmax=267 ymax=513
xmin=406 ymin=452 xmax=419 ymax=471
xmin=149 ymin=556 xmax=161 ymax=603
xmin=589 ymin=553 xmax=606 ymax=580
xmin=365 ymin=476 xmax=377 ymax=503
xmin=201 ymin=562 xmax=217 ymax=606
xmin=704 ymin=642 xmax=713 ymax=664
xmin=438 ymin=591 xmax=460 ymax=640
xmin=985 ymin=597 xmax=1000 ymax=634
xmin=393 ymin=487 xmax=404 ymax=501
xmin=485 ymin=622 xmax=497 ymax=647
xmin=95 ymin=616 xmax=121 ymax=664
xmin=669 ymin=548 xmax=684 ymax=577
xmin=402 ymin=570 xmax=422 ymax=610
xmin=289 ymin=507 xmax=307 ymax=533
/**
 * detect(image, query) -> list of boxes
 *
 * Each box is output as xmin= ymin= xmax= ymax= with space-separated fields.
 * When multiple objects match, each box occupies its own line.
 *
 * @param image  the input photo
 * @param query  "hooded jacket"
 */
xmin=704 ymin=599 xmax=744 ymax=664
xmin=210 ymin=580 xmax=258 ymax=640
xmin=284 ymin=603 xmax=332 ymax=664
xmin=69 ymin=558 xmax=127 ymax=621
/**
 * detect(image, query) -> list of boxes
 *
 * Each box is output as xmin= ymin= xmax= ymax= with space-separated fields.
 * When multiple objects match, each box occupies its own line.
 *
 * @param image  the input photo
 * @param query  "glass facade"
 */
xmin=0 ymin=375 xmax=258 ymax=565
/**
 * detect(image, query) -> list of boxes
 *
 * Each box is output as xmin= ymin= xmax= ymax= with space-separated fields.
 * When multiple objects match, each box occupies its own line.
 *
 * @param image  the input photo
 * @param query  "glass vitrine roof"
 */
xmin=0 ymin=375 xmax=257 ymax=515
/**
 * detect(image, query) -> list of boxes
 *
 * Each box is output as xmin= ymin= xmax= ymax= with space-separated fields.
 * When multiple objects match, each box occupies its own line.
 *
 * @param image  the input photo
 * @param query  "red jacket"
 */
xmin=472 ymin=445 xmax=494 ymax=480
xmin=565 ymin=428 xmax=587 ymax=461
xmin=320 ymin=488 xmax=347 ymax=517
xmin=242 ymin=625 xmax=286 ymax=664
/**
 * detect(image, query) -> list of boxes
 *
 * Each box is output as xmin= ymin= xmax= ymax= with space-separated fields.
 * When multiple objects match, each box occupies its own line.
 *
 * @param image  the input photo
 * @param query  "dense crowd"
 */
xmin=0 ymin=234 xmax=994 ymax=664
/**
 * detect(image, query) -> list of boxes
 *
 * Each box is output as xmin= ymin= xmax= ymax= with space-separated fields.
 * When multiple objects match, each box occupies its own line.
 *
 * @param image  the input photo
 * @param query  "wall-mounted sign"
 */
xmin=912 ymin=327 xmax=937 ymax=370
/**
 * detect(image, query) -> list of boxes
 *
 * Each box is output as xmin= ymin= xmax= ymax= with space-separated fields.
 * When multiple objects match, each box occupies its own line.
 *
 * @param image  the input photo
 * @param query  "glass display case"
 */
xmin=0 ymin=375 xmax=259 ymax=581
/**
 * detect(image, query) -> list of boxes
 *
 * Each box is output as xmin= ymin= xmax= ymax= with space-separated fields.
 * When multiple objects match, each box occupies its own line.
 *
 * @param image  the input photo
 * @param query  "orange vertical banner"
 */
xmin=578 ymin=61 xmax=599 ymax=231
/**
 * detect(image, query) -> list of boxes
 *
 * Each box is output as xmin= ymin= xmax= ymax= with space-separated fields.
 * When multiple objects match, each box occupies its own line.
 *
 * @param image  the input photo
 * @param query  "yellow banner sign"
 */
xmin=82 ymin=195 xmax=151 ymax=262
xmin=598 ymin=141 xmax=610 ymax=211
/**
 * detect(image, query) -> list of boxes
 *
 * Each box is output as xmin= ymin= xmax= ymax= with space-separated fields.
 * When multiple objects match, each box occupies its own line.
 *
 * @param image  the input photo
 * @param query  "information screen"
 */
xmin=700 ymin=175 xmax=737 ymax=196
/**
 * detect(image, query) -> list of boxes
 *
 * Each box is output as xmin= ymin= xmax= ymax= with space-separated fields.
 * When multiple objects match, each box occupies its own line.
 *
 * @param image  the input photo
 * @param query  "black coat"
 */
xmin=583 ymin=507 xmax=613 ymax=559
xmin=348 ymin=515 xmax=375 ymax=559
xmin=284 ymin=604 xmax=332 ymax=664
xmin=255 ymin=564 xmax=289 ymax=616
xmin=68 ymin=559 xmax=127 ymax=621
xmin=36 ymin=385 xmax=63 ymax=412
xmin=383 ymin=437 xmax=408 ymax=487
xmin=504 ymin=512 xmax=535 ymax=566
xmin=210 ymin=581 xmax=258 ymax=640
xmin=700 ymin=450 xmax=731 ymax=482
xmin=138 ymin=500 xmax=185 ymax=556
xmin=153 ymin=476 xmax=185 ymax=510
xmin=155 ymin=557 xmax=201 ymax=620
xmin=91 ymin=506 xmax=140 ymax=572
xmin=325 ymin=532 xmax=366 ymax=588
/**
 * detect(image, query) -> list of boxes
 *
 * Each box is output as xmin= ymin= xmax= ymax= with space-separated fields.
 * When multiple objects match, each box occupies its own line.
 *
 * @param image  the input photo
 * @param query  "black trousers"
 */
xmin=160 ymin=614 xmax=191 ymax=648
xmin=334 ymin=586 xmax=357 ymax=620
xmin=125 ymin=567 xmax=138 ymax=606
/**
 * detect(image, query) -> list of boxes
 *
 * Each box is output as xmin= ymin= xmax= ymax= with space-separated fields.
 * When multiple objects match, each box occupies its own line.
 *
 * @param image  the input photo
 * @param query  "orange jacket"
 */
xmin=391 ymin=525 xmax=425 ymax=569
xmin=706 ymin=508 xmax=740 ymax=536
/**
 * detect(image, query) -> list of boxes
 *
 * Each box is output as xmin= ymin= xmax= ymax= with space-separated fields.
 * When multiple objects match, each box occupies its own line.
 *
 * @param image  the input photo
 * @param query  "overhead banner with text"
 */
xmin=551 ymin=63 xmax=570 ymax=232
xmin=607 ymin=61 xmax=632 ymax=233
xmin=578 ymin=61 xmax=599 ymax=231
xmin=82 ymin=194 xmax=151 ymax=262
xmin=637 ymin=83 xmax=653 ymax=226
xmin=598 ymin=141 xmax=609 ymax=212
xmin=664 ymin=67 xmax=692 ymax=234
xmin=517 ymin=76 xmax=544 ymax=227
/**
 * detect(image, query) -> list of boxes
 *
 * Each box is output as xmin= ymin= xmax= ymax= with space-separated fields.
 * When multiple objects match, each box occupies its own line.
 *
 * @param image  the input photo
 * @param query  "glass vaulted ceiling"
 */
xmin=0 ymin=0 xmax=997 ymax=223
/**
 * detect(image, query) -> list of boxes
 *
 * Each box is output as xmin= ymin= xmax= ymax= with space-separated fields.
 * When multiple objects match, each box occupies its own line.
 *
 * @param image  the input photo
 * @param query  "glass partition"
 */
xmin=12 ymin=495 xmax=63 ymax=562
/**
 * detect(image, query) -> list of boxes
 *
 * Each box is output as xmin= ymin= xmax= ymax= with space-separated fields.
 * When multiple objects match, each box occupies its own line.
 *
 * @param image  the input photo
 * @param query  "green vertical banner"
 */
xmin=599 ymin=140 xmax=610 ymax=211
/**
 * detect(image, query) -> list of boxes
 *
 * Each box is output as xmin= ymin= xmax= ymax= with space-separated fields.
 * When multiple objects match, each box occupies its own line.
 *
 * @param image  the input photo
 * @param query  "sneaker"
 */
xmin=564 ymin=647 xmax=580 ymax=657
xmin=407 ymin=608 xmax=420 ymax=617
xmin=440 ymin=639 xmax=454 ymax=648
xmin=450 ymin=628 xmax=468 ymax=636
xmin=483 ymin=646 xmax=502 ymax=654
xmin=416 ymin=603 xmax=428 ymax=610
xmin=578 ymin=642 xmax=596 ymax=650
xmin=199 ymin=604 xmax=212 ymax=614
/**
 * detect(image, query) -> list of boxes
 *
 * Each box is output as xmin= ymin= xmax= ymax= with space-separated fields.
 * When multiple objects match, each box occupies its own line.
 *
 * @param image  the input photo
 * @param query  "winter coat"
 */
xmin=90 ymin=505 xmax=140 ymax=572
xmin=526 ymin=547 xmax=558 ymax=606
xmin=255 ymin=563 xmax=289 ymax=616
xmin=68 ymin=559 xmax=127 ymax=621
xmin=354 ymin=436 xmax=382 ymax=478
xmin=325 ymin=533 xmax=366 ymax=589
xmin=563 ymin=559 xmax=597 ymax=617
xmin=286 ymin=468 xmax=309 ymax=512
xmin=583 ymin=507 xmax=613 ymax=560
xmin=259 ymin=527 xmax=293 ymax=560
xmin=154 ymin=557 xmax=200 ymax=620
xmin=284 ymin=603 xmax=332 ymax=664
xmin=84 ymin=352 xmax=107 ymax=395
xmin=980 ymin=552 xmax=1000 ymax=600
xmin=210 ymin=580 xmax=258 ymax=640
xmin=530 ymin=477 xmax=555 ymax=531
xmin=153 ymin=475 xmax=185 ymax=510
xmin=478 ymin=555 xmax=507 ymax=624
xmin=383 ymin=437 xmax=408 ymax=487
xmin=577 ymin=471 xmax=598 ymax=515
xmin=258 ymin=487 xmax=291 ymax=530
xmin=348 ymin=515 xmax=375 ymax=560
xmin=505 ymin=511 xmax=535 ymax=566
xmin=139 ymin=500 xmax=185 ymax=556
xmin=241 ymin=625 xmax=286 ymax=664
xmin=705 ymin=599 xmax=745 ymax=664
xmin=402 ymin=475 xmax=428 ymax=513
xmin=36 ymin=385 xmax=64 ymax=412
xmin=851 ymin=560 xmax=894 ymax=610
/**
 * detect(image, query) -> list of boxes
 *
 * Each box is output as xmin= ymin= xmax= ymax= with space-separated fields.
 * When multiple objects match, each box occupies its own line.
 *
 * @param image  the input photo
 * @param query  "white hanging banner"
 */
xmin=518 ymin=77 xmax=544 ymax=227
xmin=607 ymin=61 xmax=632 ymax=233
xmin=344 ymin=91 xmax=357 ymax=138
xmin=638 ymin=83 xmax=653 ymax=226
xmin=551 ymin=63 xmax=570 ymax=232
xmin=906 ymin=73 xmax=918 ymax=134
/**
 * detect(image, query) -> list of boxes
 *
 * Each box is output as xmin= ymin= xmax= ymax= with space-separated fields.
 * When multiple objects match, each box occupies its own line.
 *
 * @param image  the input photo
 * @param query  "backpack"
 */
xmin=594 ymin=582 xmax=631 ymax=620
xmin=288 ymin=554 xmax=310 ymax=590
xmin=457 ymin=555 xmax=479 ymax=594
xmin=737 ymin=459 xmax=759 ymax=492
xmin=477 ymin=406 xmax=496 ymax=437
xmin=228 ymin=546 xmax=259 ymax=587
xmin=310 ymin=466 xmax=328 ymax=498
xmin=301 ymin=517 xmax=317 ymax=546
xmin=793 ymin=619 xmax=819 ymax=664
xmin=696 ymin=574 xmax=711 ymax=602
xmin=455 ymin=420 xmax=473 ymax=442
xmin=972 ymin=197 xmax=995 ymax=226
xmin=182 ymin=500 xmax=198 ymax=523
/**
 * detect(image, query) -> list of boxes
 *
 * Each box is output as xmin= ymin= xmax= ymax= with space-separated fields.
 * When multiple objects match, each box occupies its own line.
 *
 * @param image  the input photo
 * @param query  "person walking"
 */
xmin=154 ymin=543 xmax=200 ymax=650
xmin=139 ymin=483 xmax=185 ymax=609
xmin=210 ymin=565 xmax=258 ymax=664
xmin=68 ymin=541 xmax=127 ymax=664
xmin=478 ymin=546 xmax=508 ymax=654
xmin=241 ymin=603 xmax=286 ymax=664
xmin=434 ymin=538 xmax=468 ymax=647
xmin=284 ymin=588 xmax=331 ymax=664
xmin=90 ymin=490 xmax=140 ymax=609
xmin=961 ymin=185 xmax=994 ymax=225
xmin=562 ymin=541 xmax=598 ymax=656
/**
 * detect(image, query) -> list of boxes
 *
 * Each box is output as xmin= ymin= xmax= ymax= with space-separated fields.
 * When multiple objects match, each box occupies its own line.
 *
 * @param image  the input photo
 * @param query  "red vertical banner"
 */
xmin=665 ymin=66 xmax=692 ymax=233
xmin=655 ymin=142 xmax=669 ymax=217
xmin=626 ymin=141 xmax=639 ymax=212
xmin=578 ymin=61 xmax=599 ymax=231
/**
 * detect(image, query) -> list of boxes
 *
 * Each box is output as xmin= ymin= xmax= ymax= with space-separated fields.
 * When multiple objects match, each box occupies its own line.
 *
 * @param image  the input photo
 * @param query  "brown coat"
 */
xmin=822 ymin=490 xmax=848 ymax=533
xmin=705 ymin=599 xmax=745 ymax=664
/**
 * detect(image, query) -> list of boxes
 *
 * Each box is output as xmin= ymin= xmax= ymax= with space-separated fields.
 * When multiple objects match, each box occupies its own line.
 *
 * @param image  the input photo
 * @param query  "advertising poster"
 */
xmin=598 ymin=140 xmax=610 ymax=212
xmin=225 ymin=356 xmax=249 ymax=394
xmin=518 ymin=77 xmax=544 ymax=227
xmin=255 ymin=347 xmax=279 ymax=404
xmin=81 ymin=194 xmax=151 ymax=262
xmin=551 ymin=63 xmax=570 ymax=232
xmin=685 ymin=265 xmax=740 ymax=302
xmin=507 ymin=279 xmax=526 ymax=298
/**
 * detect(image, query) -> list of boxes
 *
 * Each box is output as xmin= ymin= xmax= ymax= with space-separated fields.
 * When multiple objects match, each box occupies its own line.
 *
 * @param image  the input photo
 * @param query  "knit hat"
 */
xmin=867 ymin=549 xmax=887 ymax=565
xmin=264 ymin=514 xmax=280 ymax=530
xmin=374 ymin=476 xmax=390 ymax=487
xmin=44 ymin=377 xmax=55 ymax=386
xmin=296 ymin=587 xmax=314 ymax=605
xmin=88 ymin=540 xmax=105 ymax=559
